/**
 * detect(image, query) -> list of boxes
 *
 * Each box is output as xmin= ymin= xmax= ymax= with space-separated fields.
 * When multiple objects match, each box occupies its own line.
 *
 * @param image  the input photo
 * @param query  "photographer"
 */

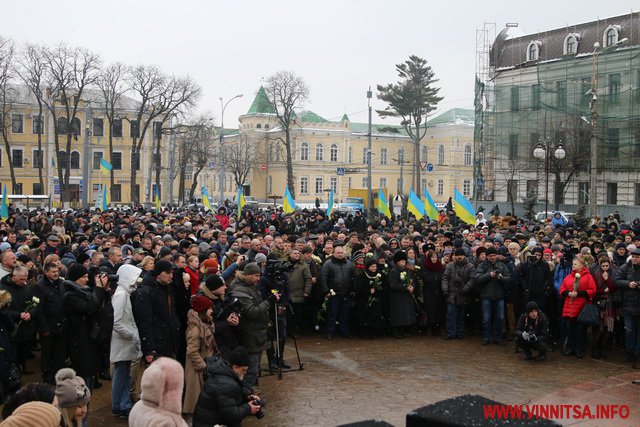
xmin=515 ymin=301 xmax=549 ymax=360
xmin=515 ymin=247 xmax=554 ymax=318
xmin=614 ymin=247 xmax=640 ymax=367
xmin=193 ymin=347 xmax=263 ymax=427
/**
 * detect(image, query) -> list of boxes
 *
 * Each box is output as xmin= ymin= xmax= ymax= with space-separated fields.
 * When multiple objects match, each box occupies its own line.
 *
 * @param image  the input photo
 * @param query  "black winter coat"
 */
xmin=319 ymin=257 xmax=354 ymax=296
xmin=515 ymin=312 xmax=549 ymax=344
xmin=228 ymin=278 xmax=270 ymax=353
xmin=441 ymin=259 xmax=475 ymax=305
xmin=32 ymin=276 xmax=66 ymax=335
xmin=474 ymin=260 xmax=510 ymax=300
xmin=0 ymin=276 xmax=36 ymax=343
xmin=387 ymin=265 xmax=416 ymax=327
xmin=614 ymin=262 xmax=640 ymax=316
xmin=193 ymin=355 xmax=251 ymax=427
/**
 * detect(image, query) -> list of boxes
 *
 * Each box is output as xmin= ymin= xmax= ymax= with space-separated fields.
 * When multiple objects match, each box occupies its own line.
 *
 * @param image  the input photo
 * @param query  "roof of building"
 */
xmin=299 ymin=110 xmax=329 ymax=123
xmin=246 ymin=86 xmax=276 ymax=115
xmin=491 ymin=12 xmax=640 ymax=70
xmin=427 ymin=108 xmax=474 ymax=126
xmin=8 ymin=85 xmax=142 ymax=111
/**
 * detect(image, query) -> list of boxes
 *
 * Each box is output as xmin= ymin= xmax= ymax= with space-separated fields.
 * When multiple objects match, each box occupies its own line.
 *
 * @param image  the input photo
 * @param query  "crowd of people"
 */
xmin=0 ymin=203 xmax=638 ymax=426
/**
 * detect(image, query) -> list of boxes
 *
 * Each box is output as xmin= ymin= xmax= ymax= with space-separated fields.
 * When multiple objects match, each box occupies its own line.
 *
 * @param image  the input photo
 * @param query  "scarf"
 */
xmin=423 ymin=256 xmax=443 ymax=272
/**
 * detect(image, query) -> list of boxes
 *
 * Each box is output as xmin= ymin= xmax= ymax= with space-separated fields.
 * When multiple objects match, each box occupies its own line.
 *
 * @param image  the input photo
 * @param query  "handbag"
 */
xmin=577 ymin=303 xmax=600 ymax=326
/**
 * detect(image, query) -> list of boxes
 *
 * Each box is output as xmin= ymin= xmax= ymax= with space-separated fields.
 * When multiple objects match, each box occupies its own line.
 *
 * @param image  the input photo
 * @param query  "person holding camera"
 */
xmin=475 ymin=247 xmax=510 ymax=346
xmin=515 ymin=301 xmax=549 ymax=360
xmin=614 ymin=247 xmax=640 ymax=367
xmin=442 ymin=248 xmax=475 ymax=340
xmin=200 ymin=274 xmax=239 ymax=360
xmin=193 ymin=347 xmax=263 ymax=427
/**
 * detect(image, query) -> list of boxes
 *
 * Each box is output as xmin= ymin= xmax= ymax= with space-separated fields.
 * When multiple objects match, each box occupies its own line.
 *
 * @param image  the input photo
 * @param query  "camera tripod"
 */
xmin=267 ymin=302 xmax=304 ymax=380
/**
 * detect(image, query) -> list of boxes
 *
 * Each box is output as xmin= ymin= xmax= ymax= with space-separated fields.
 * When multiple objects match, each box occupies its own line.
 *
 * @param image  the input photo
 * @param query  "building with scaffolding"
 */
xmin=477 ymin=12 xmax=640 ymax=215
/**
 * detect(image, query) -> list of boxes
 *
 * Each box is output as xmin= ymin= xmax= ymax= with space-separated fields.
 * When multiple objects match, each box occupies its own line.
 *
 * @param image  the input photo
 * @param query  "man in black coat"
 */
xmin=515 ymin=247 xmax=554 ymax=315
xmin=32 ymin=262 xmax=67 ymax=384
xmin=475 ymin=247 xmax=510 ymax=346
xmin=132 ymin=260 xmax=181 ymax=363
xmin=614 ymin=247 xmax=640 ymax=366
xmin=192 ymin=347 xmax=262 ymax=427
xmin=515 ymin=301 xmax=549 ymax=360
xmin=441 ymin=248 xmax=475 ymax=340
xmin=318 ymin=245 xmax=355 ymax=340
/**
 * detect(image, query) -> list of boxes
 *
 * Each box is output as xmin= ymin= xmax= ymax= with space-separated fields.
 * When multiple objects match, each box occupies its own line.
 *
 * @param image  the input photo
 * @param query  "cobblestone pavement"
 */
xmin=20 ymin=333 xmax=638 ymax=426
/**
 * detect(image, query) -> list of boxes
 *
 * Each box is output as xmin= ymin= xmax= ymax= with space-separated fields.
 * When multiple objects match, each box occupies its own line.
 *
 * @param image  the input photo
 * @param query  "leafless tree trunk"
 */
xmin=0 ymin=37 xmax=18 ymax=193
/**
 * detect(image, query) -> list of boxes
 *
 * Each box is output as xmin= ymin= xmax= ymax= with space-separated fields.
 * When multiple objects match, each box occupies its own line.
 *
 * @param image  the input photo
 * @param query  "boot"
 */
xmin=266 ymin=349 xmax=278 ymax=374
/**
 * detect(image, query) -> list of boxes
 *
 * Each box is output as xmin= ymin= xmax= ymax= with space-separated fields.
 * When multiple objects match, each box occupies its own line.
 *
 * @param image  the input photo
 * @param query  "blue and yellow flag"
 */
xmin=424 ymin=189 xmax=439 ymax=221
xmin=327 ymin=190 xmax=334 ymax=217
xmin=202 ymin=187 xmax=213 ymax=212
xmin=407 ymin=189 xmax=425 ymax=219
xmin=237 ymin=187 xmax=246 ymax=217
xmin=154 ymin=186 xmax=160 ymax=212
xmin=377 ymin=188 xmax=391 ymax=218
xmin=283 ymin=187 xmax=296 ymax=214
xmin=0 ymin=185 xmax=8 ymax=220
xmin=454 ymin=188 xmax=476 ymax=225
xmin=102 ymin=185 xmax=109 ymax=211
xmin=100 ymin=158 xmax=112 ymax=176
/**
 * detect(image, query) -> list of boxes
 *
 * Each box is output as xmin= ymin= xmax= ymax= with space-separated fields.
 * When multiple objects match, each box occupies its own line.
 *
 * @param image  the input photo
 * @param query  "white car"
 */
xmin=535 ymin=211 xmax=574 ymax=223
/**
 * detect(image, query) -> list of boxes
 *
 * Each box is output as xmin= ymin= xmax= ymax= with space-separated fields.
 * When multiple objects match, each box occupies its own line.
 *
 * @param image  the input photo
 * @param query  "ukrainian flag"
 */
xmin=327 ymin=190 xmax=334 ymax=217
xmin=154 ymin=186 xmax=160 ymax=212
xmin=237 ymin=186 xmax=246 ymax=217
xmin=202 ymin=187 xmax=213 ymax=212
xmin=407 ymin=189 xmax=425 ymax=220
xmin=0 ymin=185 xmax=8 ymax=220
xmin=100 ymin=158 xmax=112 ymax=176
xmin=424 ymin=189 xmax=439 ymax=221
xmin=454 ymin=188 xmax=476 ymax=225
xmin=377 ymin=188 xmax=391 ymax=218
xmin=283 ymin=187 xmax=296 ymax=214
xmin=102 ymin=185 xmax=109 ymax=211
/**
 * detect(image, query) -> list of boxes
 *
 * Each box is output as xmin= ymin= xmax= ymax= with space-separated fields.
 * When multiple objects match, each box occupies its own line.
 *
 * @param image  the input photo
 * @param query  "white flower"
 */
xmin=575 ymin=273 xmax=581 ymax=279
xmin=330 ymin=289 xmax=336 ymax=296
xmin=400 ymin=272 xmax=407 ymax=280
xmin=376 ymin=274 xmax=381 ymax=279
xmin=32 ymin=297 xmax=40 ymax=304
xmin=137 ymin=277 xmax=143 ymax=284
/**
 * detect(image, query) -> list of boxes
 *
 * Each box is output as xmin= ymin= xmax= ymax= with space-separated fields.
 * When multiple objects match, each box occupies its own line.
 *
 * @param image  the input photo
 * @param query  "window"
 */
xmin=421 ymin=178 xmax=427 ymax=193
xmin=57 ymin=151 xmax=68 ymax=169
xmin=13 ymin=183 xmax=22 ymax=194
xmin=32 ymin=183 xmax=43 ymax=195
xmin=636 ymin=183 xmax=640 ymax=206
xmin=71 ymin=117 xmax=81 ymax=138
xmin=153 ymin=122 xmax=162 ymax=139
xmin=437 ymin=179 xmax=444 ymax=196
xmin=300 ymin=142 xmax=309 ymax=161
xmin=93 ymin=152 xmax=103 ymax=170
xmin=607 ymin=128 xmax=619 ymax=158
xmin=508 ymin=134 xmax=518 ymax=160
xmin=330 ymin=177 xmax=337 ymax=193
xmin=580 ymin=78 xmax=591 ymax=109
xmin=256 ymin=124 xmax=261 ymax=129
xmin=264 ymin=124 xmax=269 ymax=130
xmin=556 ymin=81 xmax=567 ymax=109
xmin=131 ymin=152 xmax=140 ymax=171
xmin=463 ymin=180 xmax=471 ymax=197
xmin=300 ymin=177 xmax=308 ymax=195
xmin=33 ymin=149 xmax=43 ymax=169
xmin=133 ymin=185 xmax=140 ymax=202
xmin=330 ymin=144 xmax=338 ymax=162
xmin=507 ymin=180 xmax=518 ymax=203
xmin=348 ymin=146 xmax=352 ymax=163
xmin=32 ymin=115 xmax=43 ymax=134
xmin=604 ymin=26 xmax=618 ymax=47
xmin=529 ymin=133 xmax=540 ymax=153
xmin=348 ymin=177 xmax=352 ymax=189
xmin=420 ymin=146 xmax=428 ymax=162
xmin=380 ymin=148 xmax=388 ymax=165
xmin=396 ymin=178 xmax=403 ymax=194
xmin=56 ymin=117 xmax=68 ymax=134
xmin=609 ymin=74 xmax=620 ymax=104
xmin=11 ymin=114 xmax=23 ymax=133
xmin=112 ymin=184 xmax=122 ymax=202
xmin=606 ymin=182 xmax=617 ymax=204
xmin=12 ymin=149 xmax=23 ymax=168
xmin=438 ymin=145 xmax=445 ymax=165
xmin=380 ymin=177 xmax=387 ymax=189
xmin=579 ymin=182 xmax=589 ymax=205
xmin=397 ymin=148 xmax=405 ymax=163
xmin=362 ymin=177 xmax=369 ymax=188
xmin=464 ymin=145 xmax=472 ymax=166
xmin=70 ymin=151 xmax=80 ymax=169
xmin=112 ymin=152 xmax=123 ymax=170
xmin=315 ymin=177 xmax=323 ymax=194
xmin=267 ymin=176 xmax=272 ymax=195
xmin=531 ymin=84 xmax=541 ymax=110
xmin=93 ymin=118 xmax=104 ymax=137
xmin=526 ymin=180 xmax=538 ymax=198
xmin=527 ymin=41 xmax=539 ymax=61
xmin=363 ymin=147 xmax=369 ymax=164
xmin=564 ymin=34 xmax=578 ymax=55
xmin=315 ymin=144 xmax=324 ymax=161
xmin=112 ymin=119 xmax=122 ymax=137
xmin=130 ymin=120 xmax=140 ymax=138
xmin=510 ymin=86 xmax=519 ymax=111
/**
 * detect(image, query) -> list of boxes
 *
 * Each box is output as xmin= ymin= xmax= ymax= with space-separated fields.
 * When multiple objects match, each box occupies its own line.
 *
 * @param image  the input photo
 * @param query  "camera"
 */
xmin=266 ymin=259 xmax=293 ymax=283
xmin=98 ymin=266 xmax=119 ymax=286
xmin=252 ymin=398 xmax=266 ymax=419
xmin=216 ymin=297 xmax=242 ymax=321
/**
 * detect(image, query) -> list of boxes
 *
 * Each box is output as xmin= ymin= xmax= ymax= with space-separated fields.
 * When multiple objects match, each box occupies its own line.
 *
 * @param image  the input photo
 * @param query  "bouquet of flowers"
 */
xmin=571 ymin=272 xmax=580 ymax=302
xmin=367 ymin=273 xmax=383 ymax=306
xmin=13 ymin=296 xmax=39 ymax=338
xmin=316 ymin=289 xmax=336 ymax=325
xmin=401 ymin=270 xmax=421 ymax=308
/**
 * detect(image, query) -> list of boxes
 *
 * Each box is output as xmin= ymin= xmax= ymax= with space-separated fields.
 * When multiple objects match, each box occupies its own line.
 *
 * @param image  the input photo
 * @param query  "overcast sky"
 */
xmin=2 ymin=0 xmax=636 ymax=126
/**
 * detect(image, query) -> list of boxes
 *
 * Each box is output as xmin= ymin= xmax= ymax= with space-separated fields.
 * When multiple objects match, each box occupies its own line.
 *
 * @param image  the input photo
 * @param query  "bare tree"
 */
xmin=225 ymin=133 xmax=261 ymax=189
xmin=96 ymin=63 xmax=129 ymax=202
xmin=16 ymin=43 xmax=46 ymax=192
xmin=0 ymin=37 xmax=18 ymax=193
xmin=187 ymin=120 xmax=216 ymax=201
xmin=264 ymin=71 xmax=309 ymax=199
xmin=173 ymin=114 xmax=214 ymax=204
xmin=42 ymin=44 xmax=101 ymax=203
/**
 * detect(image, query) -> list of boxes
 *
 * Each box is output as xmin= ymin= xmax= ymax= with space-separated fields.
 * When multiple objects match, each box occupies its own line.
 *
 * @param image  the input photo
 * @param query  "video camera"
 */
xmin=561 ymin=247 xmax=579 ymax=265
xmin=265 ymin=259 xmax=293 ymax=283
xmin=98 ymin=266 xmax=119 ymax=287
xmin=215 ymin=297 xmax=242 ymax=321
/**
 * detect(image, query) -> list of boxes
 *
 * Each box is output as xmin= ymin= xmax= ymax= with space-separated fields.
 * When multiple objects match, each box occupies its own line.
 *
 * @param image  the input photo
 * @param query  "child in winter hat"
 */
xmin=55 ymin=368 xmax=91 ymax=427
xmin=0 ymin=401 xmax=61 ymax=427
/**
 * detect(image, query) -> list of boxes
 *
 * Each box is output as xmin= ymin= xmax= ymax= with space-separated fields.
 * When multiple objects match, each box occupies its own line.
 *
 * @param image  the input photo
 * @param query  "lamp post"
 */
xmin=366 ymin=87 xmax=373 ymax=218
xmin=533 ymin=139 xmax=565 ymax=217
xmin=218 ymin=94 xmax=243 ymax=205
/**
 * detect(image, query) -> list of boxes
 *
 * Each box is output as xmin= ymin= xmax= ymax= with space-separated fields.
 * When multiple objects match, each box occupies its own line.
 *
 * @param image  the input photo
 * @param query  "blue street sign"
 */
xmin=426 ymin=163 xmax=434 ymax=172
xmin=208 ymin=161 xmax=216 ymax=170
xmin=336 ymin=167 xmax=345 ymax=176
xmin=476 ymin=178 xmax=485 ymax=186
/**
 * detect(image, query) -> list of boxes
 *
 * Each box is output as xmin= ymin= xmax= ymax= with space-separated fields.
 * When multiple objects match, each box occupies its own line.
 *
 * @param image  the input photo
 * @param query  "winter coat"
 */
xmin=614 ymin=261 xmax=640 ymax=316
xmin=441 ymin=259 xmax=475 ymax=305
xmin=0 ymin=276 xmax=36 ymax=343
xmin=228 ymin=277 xmax=270 ymax=353
xmin=110 ymin=265 xmax=142 ymax=363
xmin=514 ymin=311 xmax=549 ymax=343
xmin=200 ymin=283 xmax=238 ymax=360
xmin=192 ymin=355 xmax=252 ymax=427
xmin=516 ymin=259 xmax=554 ymax=301
xmin=132 ymin=278 xmax=181 ymax=358
xmin=287 ymin=259 xmax=312 ymax=303
xmin=32 ymin=275 xmax=66 ymax=335
xmin=474 ymin=260 xmax=510 ymax=300
xmin=62 ymin=280 xmax=106 ymax=377
xmin=183 ymin=310 xmax=216 ymax=415
xmin=559 ymin=267 xmax=596 ymax=318
xmin=319 ymin=256 xmax=354 ymax=296
xmin=387 ymin=265 xmax=416 ymax=327
xmin=129 ymin=357 xmax=189 ymax=427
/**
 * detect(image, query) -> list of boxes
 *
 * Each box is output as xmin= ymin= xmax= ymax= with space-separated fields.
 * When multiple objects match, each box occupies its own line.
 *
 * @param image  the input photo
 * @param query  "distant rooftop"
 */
xmin=246 ymin=86 xmax=276 ymax=115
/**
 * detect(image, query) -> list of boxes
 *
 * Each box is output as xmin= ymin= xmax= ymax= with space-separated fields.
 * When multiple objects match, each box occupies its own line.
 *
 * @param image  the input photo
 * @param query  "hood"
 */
xmin=204 ymin=354 xmax=235 ymax=379
xmin=140 ymin=357 xmax=184 ymax=415
xmin=116 ymin=264 xmax=142 ymax=294
xmin=187 ymin=308 xmax=205 ymax=329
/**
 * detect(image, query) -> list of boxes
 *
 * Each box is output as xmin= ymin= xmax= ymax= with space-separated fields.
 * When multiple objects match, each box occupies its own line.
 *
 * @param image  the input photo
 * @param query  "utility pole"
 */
xmin=218 ymin=94 xmax=243 ymax=205
xmin=81 ymin=104 xmax=91 ymax=208
xmin=589 ymin=42 xmax=599 ymax=219
xmin=367 ymin=87 xmax=373 ymax=218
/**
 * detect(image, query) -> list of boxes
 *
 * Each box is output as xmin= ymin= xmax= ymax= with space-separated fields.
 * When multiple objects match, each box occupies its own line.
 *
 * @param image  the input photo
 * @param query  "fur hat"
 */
xmin=0 ymin=401 xmax=61 ymax=427
xmin=55 ymin=368 xmax=91 ymax=408
xmin=392 ymin=250 xmax=408 ymax=264
xmin=138 ymin=357 xmax=184 ymax=415
xmin=0 ymin=290 xmax=12 ymax=309
xmin=205 ymin=275 xmax=224 ymax=291
xmin=66 ymin=264 xmax=88 ymax=282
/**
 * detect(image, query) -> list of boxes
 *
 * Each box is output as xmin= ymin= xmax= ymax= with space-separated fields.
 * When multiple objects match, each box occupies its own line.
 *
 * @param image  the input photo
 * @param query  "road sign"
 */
xmin=427 ymin=163 xmax=434 ymax=172
xmin=476 ymin=178 xmax=485 ymax=186
xmin=337 ymin=167 xmax=345 ymax=176
xmin=420 ymin=161 xmax=428 ymax=170
xmin=207 ymin=161 xmax=216 ymax=170
xmin=261 ymin=164 xmax=266 ymax=171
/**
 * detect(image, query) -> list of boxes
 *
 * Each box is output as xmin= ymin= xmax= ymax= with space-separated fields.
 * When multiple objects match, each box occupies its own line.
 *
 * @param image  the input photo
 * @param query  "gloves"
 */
xmin=521 ymin=331 xmax=530 ymax=341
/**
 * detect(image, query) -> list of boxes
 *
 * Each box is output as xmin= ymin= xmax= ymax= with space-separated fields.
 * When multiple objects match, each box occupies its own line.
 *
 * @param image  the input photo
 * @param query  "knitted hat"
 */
xmin=228 ymin=346 xmax=250 ymax=367
xmin=191 ymin=295 xmax=213 ymax=313
xmin=392 ymin=250 xmax=408 ymax=263
xmin=243 ymin=262 xmax=261 ymax=276
xmin=205 ymin=275 xmax=224 ymax=291
xmin=254 ymin=253 xmax=267 ymax=264
xmin=54 ymin=368 xmax=91 ymax=408
xmin=158 ymin=246 xmax=172 ymax=259
xmin=66 ymin=264 xmax=88 ymax=282
xmin=0 ymin=402 xmax=61 ymax=427
xmin=525 ymin=301 xmax=540 ymax=313
xmin=365 ymin=257 xmax=377 ymax=269
xmin=352 ymin=250 xmax=365 ymax=262
xmin=153 ymin=260 xmax=175 ymax=276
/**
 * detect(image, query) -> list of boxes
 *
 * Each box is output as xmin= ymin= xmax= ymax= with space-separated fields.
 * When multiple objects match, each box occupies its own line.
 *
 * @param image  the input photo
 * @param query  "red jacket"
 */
xmin=215 ymin=214 xmax=230 ymax=230
xmin=185 ymin=266 xmax=200 ymax=296
xmin=559 ymin=267 xmax=596 ymax=318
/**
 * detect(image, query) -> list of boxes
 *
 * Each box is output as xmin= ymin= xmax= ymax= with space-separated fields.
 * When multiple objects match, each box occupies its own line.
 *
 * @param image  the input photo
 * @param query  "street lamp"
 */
xmin=366 ymin=87 xmax=373 ymax=219
xmin=218 ymin=94 xmax=243 ymax=205
xmin=533 ymin=139 xmax=565 ymax=217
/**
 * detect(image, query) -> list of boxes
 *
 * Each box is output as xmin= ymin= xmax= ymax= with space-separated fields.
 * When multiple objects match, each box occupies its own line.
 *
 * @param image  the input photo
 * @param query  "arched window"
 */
xmin=71 ymin=117 xmax=81 ymax=139
xmin=315 ymin=143 xmax=324 ymax=161
xmin=300 ymin=142 xmax=309 ymax=161
xmin=264 ymin=124 xmax=269 ymax=130
xmin=330 ymin=144 xmax=338 ymax=162
xmin=563 ymin=34 xmax=579 ymax=55
xmin=604 ymin=25 xmax=619 ymax=47
xmin=57 ymin=150 xmax=68 ymax=168
xmin=256 ymin=124 xmax=262 ymax=129
xmin=527 ymin=41 xmax=540 ymax=61
xmin=70 ymin=151 xmax=80 ymax=169
xmin=464 ymin=145 xmax=472 ymax=166
xmin=438 ymin=145 xmax=445 ymax=165
xmin=56 ymin=117 xmax=68 ymax=135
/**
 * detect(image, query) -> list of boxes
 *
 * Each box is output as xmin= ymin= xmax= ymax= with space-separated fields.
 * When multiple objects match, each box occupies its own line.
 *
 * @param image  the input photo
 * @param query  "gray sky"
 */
xmin=2 ymin=0 xmax=636 ymax=126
